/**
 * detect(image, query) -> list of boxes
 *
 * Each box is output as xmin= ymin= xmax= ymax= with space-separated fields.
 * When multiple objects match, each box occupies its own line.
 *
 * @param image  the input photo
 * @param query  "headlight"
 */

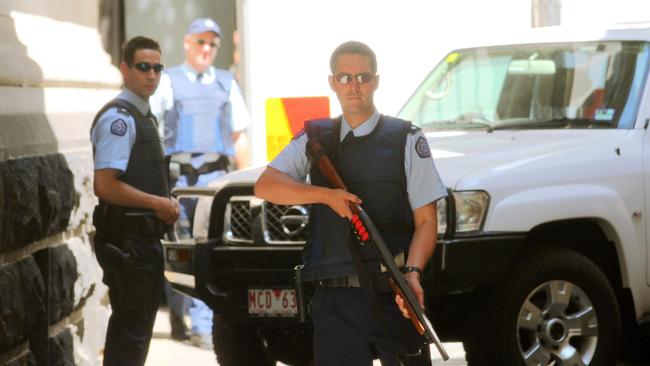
xmin=437 ymin=191 xmax=489 ymax=234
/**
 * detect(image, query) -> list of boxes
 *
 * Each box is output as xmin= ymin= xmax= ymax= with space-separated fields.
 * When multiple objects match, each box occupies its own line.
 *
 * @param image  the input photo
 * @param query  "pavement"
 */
xmin=146 ymin=307 xmax=466 ymax=365
xmin=146 ymin=308 xmax=644 ymax=366
xmin=145 ymin=307 xmax=216 ymax=366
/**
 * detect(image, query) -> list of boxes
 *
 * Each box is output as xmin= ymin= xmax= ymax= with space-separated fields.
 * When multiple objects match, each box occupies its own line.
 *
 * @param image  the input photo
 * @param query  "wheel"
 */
xmin=488 ymin=247 xmax=621 ymax=366
xmin=212 ymin=316 xmax=274 ymax=366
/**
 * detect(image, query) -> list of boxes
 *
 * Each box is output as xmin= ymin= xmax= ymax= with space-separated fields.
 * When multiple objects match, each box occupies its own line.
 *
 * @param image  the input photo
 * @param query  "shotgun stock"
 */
xmin=306 ymin=138 xmax=449 ymax=361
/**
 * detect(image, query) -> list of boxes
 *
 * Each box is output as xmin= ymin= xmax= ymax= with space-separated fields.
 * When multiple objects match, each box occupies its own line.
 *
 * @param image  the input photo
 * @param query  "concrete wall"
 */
xmin=0 ymin=0 xmax=120 ymax=364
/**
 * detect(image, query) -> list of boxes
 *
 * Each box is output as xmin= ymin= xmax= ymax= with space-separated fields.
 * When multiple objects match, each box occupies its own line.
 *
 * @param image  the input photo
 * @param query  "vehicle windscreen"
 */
xmin=398 ymin=41 xmax=650 ymax=131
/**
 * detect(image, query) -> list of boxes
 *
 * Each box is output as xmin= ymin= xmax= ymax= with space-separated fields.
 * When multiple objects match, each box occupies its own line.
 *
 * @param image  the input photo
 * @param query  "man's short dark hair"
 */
xmin=329 ymin=41 xmax=377 ymax=74
xmin=122 ymin=36 xmax=161 ymax=65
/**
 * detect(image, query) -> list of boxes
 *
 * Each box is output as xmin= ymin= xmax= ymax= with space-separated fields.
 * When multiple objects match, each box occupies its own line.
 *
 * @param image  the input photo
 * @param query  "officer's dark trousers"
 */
xmin=95 ymin=235 xmax=164 ymax=366
xmin=311 ymin=287 xmax=430 ymax=366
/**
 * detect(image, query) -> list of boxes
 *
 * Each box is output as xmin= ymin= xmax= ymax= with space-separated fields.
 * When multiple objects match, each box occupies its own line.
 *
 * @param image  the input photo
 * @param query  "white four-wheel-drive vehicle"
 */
xmin=163 ymin=23 xmax=650 ymax=365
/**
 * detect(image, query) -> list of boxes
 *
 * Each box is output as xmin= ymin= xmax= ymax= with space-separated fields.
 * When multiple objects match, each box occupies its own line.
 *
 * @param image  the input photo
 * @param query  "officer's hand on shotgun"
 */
xmin=324 ymin=189 xmax=361 ymax=219
xmin=395 ymin=271 xmax=425 ymax=319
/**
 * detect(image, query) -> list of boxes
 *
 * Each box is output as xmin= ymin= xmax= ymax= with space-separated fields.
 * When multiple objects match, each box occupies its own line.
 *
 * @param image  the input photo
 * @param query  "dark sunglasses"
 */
xmin=334 ymin=73 xmax=375 ymax=85
xmin=196 ymin=39 xmax=219 ymax=48
xmin=132 ymin=62 xmax=165 ymax=73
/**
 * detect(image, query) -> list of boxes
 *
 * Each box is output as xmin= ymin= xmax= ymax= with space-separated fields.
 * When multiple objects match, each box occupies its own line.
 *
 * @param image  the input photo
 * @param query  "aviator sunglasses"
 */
xmin=334 ymin=72 xmax=375 ymax=85
xmin=132 ymin=62 xmax=165 ymax=73
xmin=196 ymin=39 xmax=220 ymax=48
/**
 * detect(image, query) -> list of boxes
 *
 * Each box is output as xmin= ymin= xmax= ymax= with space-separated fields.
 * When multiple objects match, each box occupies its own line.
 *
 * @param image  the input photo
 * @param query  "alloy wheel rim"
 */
xmin=516 ymin=280 xmax=598 ymax=366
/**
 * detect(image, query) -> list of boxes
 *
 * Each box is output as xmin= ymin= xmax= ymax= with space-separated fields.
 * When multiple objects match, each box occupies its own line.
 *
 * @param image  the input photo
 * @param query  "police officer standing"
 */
xmin=150 ymin=17 xmax=252 ymax=348
xmin=151 ymin=17 xmax=251 ymax=176
xmin=255 ymin=41 xmax=447 ymax=365
xmin=91 ymin=36 xmax=179 ymax=366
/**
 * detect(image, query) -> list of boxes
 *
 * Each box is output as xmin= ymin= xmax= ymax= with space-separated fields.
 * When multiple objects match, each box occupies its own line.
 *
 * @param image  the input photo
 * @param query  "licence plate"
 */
xmin=248 ymin=288 xmax=297 ymax=317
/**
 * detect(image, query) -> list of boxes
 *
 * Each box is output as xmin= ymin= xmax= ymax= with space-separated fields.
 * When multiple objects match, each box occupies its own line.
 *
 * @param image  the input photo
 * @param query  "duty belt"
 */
xmin=95 ymin=203 xmax=167 ymax=241
xmin=313 ymin=275 xmax=361 ymax=288
xmin=311 ymin=253 xmax=405 ymax=289
xmin=120 ymin=214 xmax=167 ymax=239
xmin=179 ymin=158 xmax=229 ymax=176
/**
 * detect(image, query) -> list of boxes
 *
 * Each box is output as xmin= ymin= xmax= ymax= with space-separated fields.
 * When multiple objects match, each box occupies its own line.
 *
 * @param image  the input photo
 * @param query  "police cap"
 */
xmin=187 ymin=18 xmax=221 ymax=37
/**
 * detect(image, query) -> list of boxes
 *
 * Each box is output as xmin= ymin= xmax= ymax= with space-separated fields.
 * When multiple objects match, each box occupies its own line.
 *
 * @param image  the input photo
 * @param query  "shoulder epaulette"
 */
xmin=409 ymin=125 xmax=422 ymax=134
xmin=116 ymin=107 xmax=131 ymax=117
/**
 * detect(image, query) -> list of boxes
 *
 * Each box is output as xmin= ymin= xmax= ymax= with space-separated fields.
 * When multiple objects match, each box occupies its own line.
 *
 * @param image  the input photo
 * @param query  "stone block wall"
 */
xmin=0 ymin=0 xmax=121 ymax=365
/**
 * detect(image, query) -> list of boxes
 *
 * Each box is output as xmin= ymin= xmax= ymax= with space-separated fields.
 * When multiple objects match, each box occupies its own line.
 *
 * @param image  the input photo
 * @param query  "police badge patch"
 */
xmin=110 ymin=119 xmax=127 ymax=136
xmin=415 ymin=136 xmax=431 ymax=158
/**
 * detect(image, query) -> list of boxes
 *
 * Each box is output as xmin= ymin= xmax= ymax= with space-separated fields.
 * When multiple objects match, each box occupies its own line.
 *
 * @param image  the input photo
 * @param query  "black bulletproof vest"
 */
xmin=302 ymin=116 xmax=414 ymax=281
xmin=91 ymin=99 xmax=170 ymax=208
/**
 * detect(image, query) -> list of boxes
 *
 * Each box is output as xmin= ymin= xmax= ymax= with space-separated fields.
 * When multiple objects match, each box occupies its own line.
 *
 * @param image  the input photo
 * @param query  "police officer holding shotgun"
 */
xmin=91 ymin=36 xmax=179 ymax=366
xmin=255 ymin=41 xmax=447 ymax=365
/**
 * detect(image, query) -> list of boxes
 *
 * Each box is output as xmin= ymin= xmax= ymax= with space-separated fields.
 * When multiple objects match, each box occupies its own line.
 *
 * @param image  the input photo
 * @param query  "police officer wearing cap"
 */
xmin=150 ymin=17 xmax=252 ymax=347
xmin=151 ymin=17 xmax=251 ymax=174
xmin=91 ymin=36 xmax=179 ymax=366
xmin=255 ymin=41 xmax=447 ymax=365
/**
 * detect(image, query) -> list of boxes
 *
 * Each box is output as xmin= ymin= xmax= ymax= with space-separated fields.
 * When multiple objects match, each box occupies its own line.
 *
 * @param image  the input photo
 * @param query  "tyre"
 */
xmin=212 ymin=316 xmax=274 ymax=366
xmin=488 ymin=247 xmax=621 ymax=366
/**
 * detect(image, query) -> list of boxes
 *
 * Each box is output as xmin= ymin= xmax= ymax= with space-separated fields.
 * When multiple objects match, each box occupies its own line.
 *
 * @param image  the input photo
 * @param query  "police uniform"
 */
xmin=91 ymin=88 xmax=169 ymax=366
xmin=151 ymin=63 xmax=251 ymax=178
xmin=269 ymin=110 xmax=447 ymax=366
xmin=151 ymin=64 xmax=250 ymax=225
xmin=150 ymin=63 xmax=251 ymax=342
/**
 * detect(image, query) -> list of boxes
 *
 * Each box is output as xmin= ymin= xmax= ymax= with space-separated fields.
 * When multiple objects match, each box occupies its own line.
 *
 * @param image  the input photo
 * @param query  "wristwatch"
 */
xmin=402 ymin=266 xmax=423 ymax=277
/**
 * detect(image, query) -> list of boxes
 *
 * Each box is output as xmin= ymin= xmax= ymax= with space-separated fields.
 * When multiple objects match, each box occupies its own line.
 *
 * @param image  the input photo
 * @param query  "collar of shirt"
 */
xmin=117 ymin=88 xmax=150 ymax=115
xmin=340 ymin=110 xmax=380 ymax=141
xmin=181 ymin=63 xmax=215 ymax=83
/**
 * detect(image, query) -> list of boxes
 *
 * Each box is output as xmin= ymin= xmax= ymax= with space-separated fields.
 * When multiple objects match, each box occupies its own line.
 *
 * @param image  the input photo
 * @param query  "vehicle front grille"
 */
xmin=224 ymin=196 xmax=253 ymax=243
xmin=223 ymin=196 xmax=309 ymax=245
xmin=263 ymin=202 xmax=309 ymax=244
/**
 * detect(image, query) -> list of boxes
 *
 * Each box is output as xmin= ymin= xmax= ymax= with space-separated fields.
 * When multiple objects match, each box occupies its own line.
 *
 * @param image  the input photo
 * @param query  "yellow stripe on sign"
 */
xmin=266 ymin=98 xmax=293 ymax=161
